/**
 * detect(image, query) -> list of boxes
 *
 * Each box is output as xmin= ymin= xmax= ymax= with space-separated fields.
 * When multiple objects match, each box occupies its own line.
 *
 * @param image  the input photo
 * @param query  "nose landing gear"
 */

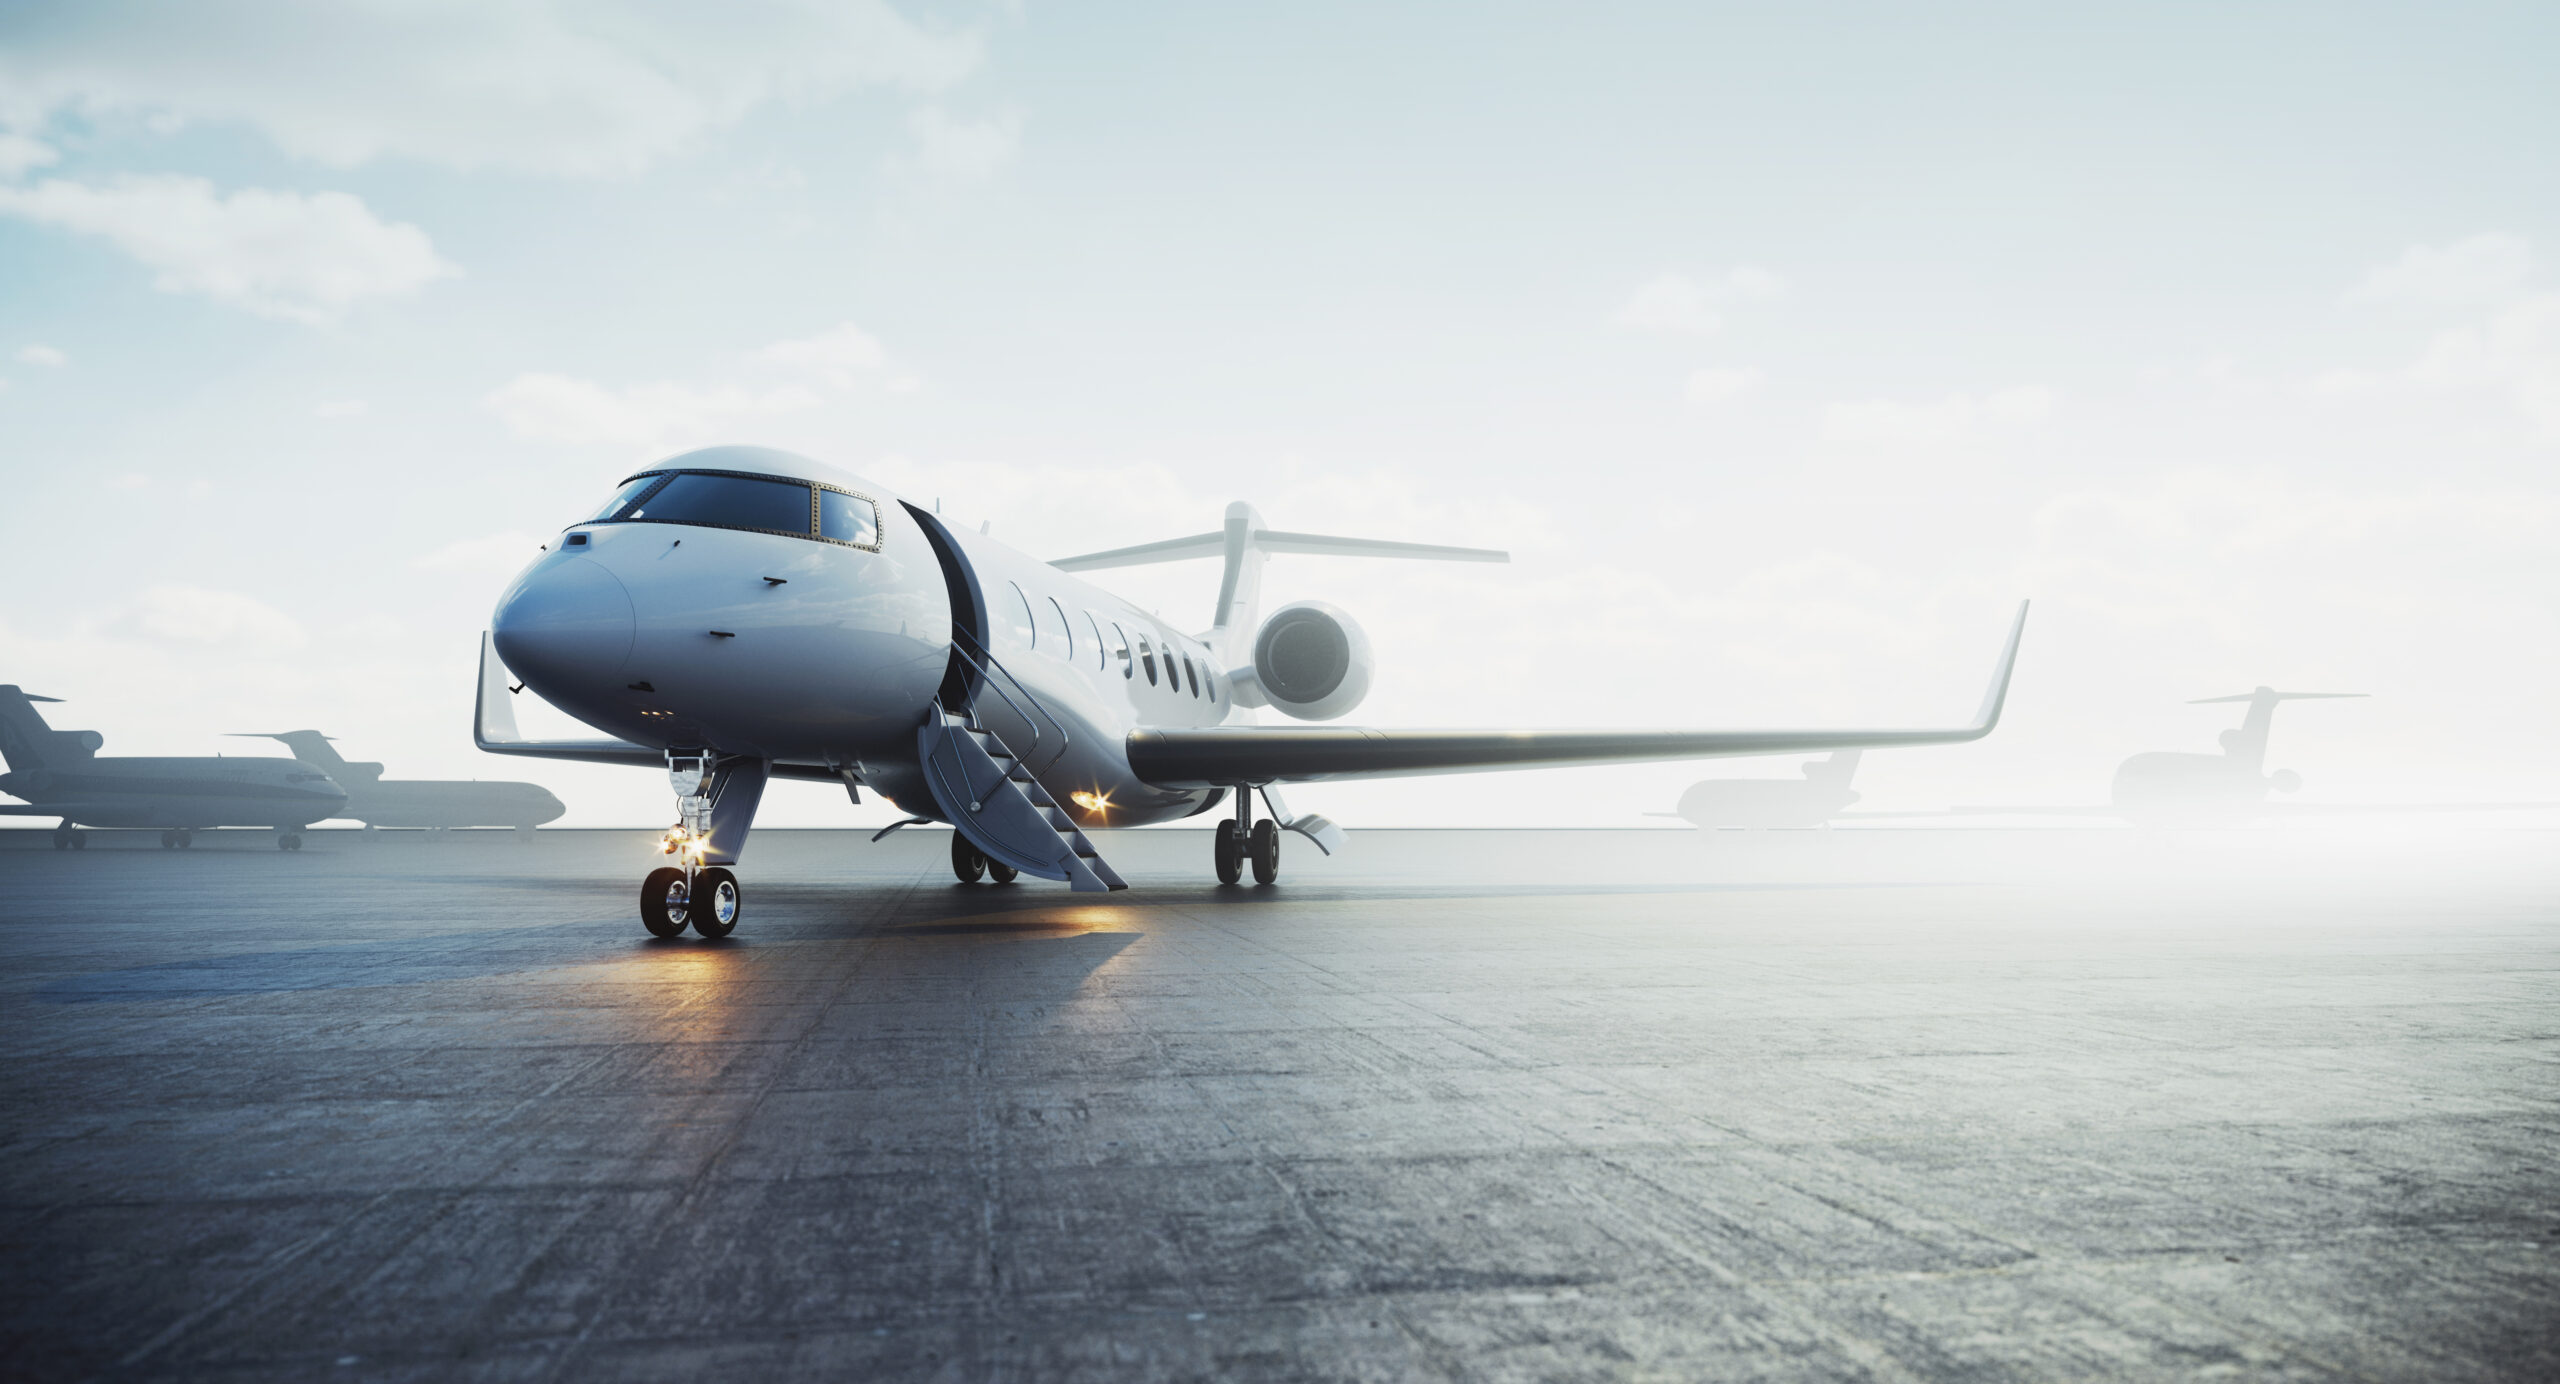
xmin=639 ymin=752 xmax=748 ymax=939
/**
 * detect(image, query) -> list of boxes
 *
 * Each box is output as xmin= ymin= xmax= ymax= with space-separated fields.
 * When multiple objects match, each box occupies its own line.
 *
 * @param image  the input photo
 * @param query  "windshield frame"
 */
xmin=578 ymin=468 xmax=883 ymax=552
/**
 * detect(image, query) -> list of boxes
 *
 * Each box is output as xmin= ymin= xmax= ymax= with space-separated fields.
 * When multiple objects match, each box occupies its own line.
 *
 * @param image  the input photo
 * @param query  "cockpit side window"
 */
xmin=816 ymin=487 xmax=880 ymax=549
xmin=586 ymin=473 xmax=668 ymax=523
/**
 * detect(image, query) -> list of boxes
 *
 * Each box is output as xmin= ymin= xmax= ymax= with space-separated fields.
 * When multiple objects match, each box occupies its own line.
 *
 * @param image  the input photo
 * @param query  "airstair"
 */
xmin=917 ymin=639 xmax=1126 ymax=893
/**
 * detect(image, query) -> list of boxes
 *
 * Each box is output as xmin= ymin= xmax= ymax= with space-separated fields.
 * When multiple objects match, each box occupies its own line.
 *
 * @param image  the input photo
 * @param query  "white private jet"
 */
xmin=478 ymin=447 xmax=2028 ymax=937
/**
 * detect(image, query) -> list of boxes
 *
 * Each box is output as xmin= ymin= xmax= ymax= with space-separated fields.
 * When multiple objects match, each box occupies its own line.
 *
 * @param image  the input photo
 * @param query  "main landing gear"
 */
xmin=159 ymin=830 xmax=195 ymax=849
xmin=951 ymin=831 xmax=1018 ymax=885
xmin=51 ymin=825 xmax=86 ymax=851
xmin=640 ymin=752 xmax=743 ymax=939
xmin=1215 ymin=790 xmax=1280 ymax=885
xmin=277 ymin=833 xmax=303 ymax=851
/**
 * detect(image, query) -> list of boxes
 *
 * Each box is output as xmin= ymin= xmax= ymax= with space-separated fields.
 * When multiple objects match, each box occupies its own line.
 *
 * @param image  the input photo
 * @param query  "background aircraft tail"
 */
xmin=231 ymin=731 xmax=385 ymax=784
xmin=1803 ymin=749 xmax=1863 ymax=786
xmin=1051 ymin=502 xmax=1508 ymax=661
xmin=2190 ymin=688 xmax=2366 ymax=771
xmin=0 ymin=686 xmax=103 ymax=774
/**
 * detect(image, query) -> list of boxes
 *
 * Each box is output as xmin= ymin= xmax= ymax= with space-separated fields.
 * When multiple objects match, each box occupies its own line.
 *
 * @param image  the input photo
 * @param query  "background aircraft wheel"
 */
xmin=951 ymin=832 xmax=986 ymax=883
xmin=692 ymin=868 xmax=741 ymax=938
xmin=72 ymin=831 xmax=87 ymax=851
xmin=641 ymin=866 xmax=691 ymax=938
xmin=988 ymin=860 xmax=1018 ymax=884
xmin=1249 ymin=819 xmax=1280 ymax=884
xmin=179 ymin=831 xmax=194 ymax=849
xmin=52 ymin=828 xmax=71 ymax=851
xmin=279 ymin=834 xmax=301 ymax=851
xmin=1214 ymin=821 xmax=1245 ymax=884
xmin=159 ymin=831 xmax=176 ymax=849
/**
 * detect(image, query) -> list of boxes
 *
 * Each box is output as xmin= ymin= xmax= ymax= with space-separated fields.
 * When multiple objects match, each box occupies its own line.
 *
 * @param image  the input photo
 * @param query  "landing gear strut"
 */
xmin=642 ymin=752 xmax=745 ymax=938
xmin=950 ymin=832 xmax=1017 ymax=884
xmin=1214 ymin=789 xmax=1279 ymax=885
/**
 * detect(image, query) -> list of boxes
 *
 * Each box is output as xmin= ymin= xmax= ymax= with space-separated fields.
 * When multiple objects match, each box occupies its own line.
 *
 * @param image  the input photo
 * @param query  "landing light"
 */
xmin=659 ymin=827 xmax=707 ymax=861
xmin=1070 ymin=790 xmax=1111 ymax=818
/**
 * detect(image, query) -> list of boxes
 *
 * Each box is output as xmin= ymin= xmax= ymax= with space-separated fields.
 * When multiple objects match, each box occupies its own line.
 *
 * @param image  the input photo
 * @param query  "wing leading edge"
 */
xmin=1127 ymin=602 xmax=2029 ymax=787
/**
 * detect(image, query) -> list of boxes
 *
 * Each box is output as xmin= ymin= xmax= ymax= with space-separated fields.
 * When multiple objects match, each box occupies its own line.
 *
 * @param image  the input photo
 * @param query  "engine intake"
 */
xmin=1248 ymin=601 xmax=1372 ymax=721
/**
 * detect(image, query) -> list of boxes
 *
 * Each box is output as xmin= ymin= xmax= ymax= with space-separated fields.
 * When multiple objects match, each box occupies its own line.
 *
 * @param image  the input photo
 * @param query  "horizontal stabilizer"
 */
xmin=23 ymin=694 xmax=63 ymax=703
xmin=1053 ymin=528 xmax=1507 ymax=572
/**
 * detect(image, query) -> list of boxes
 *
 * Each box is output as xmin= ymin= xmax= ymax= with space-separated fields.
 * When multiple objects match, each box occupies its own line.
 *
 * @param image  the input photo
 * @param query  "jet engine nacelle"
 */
xmin=1245 ymin=601 xmax=1372 ymax=721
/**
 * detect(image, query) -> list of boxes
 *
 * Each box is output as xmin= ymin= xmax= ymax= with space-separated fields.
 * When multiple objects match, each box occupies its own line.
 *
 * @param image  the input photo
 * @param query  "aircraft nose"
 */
xmin=493 ymin=557 xmax=636 ymax=697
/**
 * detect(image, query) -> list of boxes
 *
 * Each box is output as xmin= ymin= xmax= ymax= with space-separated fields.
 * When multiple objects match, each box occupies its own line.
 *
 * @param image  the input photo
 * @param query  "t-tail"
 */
xmin=0 ymin=686 xmax=102 ymax=775
xmin=1050 ymin=502 xmax=1509 ymax=664
xmin=230 ymin=731 xmax=385 ymax=785
xmin=2189 ymin=688 xmax=2366 ymax=773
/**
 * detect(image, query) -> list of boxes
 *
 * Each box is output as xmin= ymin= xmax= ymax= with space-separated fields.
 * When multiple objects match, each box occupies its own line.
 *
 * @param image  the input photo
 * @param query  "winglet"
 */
xmin=1970 ymin=600 xmax=2031 ymax=733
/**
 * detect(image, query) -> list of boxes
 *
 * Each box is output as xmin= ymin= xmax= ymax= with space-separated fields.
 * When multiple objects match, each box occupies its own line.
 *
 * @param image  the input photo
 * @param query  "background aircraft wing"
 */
xmin=1130 ymin=603 xmax=2026 ymax=787
xmin=474 ymin=632 xmax=663 ymax=769
xmin=0 ymin=802 xmax=126 ymax=815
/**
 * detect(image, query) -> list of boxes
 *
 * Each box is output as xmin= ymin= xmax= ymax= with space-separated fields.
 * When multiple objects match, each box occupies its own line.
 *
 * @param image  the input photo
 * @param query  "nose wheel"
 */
xmin=642 ymin=864 xmax=742 ymax=939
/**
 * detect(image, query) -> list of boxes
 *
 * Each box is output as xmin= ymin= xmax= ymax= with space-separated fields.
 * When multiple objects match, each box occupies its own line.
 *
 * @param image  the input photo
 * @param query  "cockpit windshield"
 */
xmin=586 ymin=474 xmax=664 ymax=522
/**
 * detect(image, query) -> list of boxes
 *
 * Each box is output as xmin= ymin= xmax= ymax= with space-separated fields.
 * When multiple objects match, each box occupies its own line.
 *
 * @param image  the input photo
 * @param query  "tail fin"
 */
xmin=230 ymin=731 xmax=383 ymax=784
xmin=1802 ymin=749 xmax=1863 ymax=786
xmin=1051 ymin=502 xmax=1509 ymax=661
xmin=2191 ymin=688 xmax=2367 ymax=772
xmin=0 ymin=686 xmax=100 ymax=773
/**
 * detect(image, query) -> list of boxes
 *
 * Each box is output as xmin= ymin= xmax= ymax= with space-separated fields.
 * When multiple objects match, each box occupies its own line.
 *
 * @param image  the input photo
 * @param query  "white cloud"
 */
xmin=1820 ymin=386 xmax=2057 ymax=445
xmin=0 ymin=132 xmax=56 ymax=178
xmin=313 ymin=399 xmax=367 ymax=418
xmin=2405 ymin=292 xmax=2560 ymax=443
xmin=106 ymin=473 xmax=148 ymax=491
xmin=415 ymin=530 xmax=543 ymax=578
xmin=119 ymin=584 xmax=303 ymax=650
xmin=0 ymin=175 xmax=457 ymax=324
xmin=14 ymin=344 xmax=64 ymax=366
xmin=1614 ymin=266 xmax=1785 ymax=336
xmin=903 ymin=107 xmax=1020 ymax=183
xmin=1683 ymin=366 xmax=1765 ymax=405
xmin=2345 ymin=233 xmax=2535 ymax=309
xmin=756 ymin=322 xmax=888 ymax=387
xmin=0 ymin=2 xmax=980 ymax=178
xmin=485 ymin=372 xmax=823 ymax=451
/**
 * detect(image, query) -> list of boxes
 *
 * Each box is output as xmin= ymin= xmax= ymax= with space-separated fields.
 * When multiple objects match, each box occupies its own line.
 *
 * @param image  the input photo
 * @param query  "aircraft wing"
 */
xmin=474 ymin=632 xmax=663 ymax=769
xmin=1130 ymin=603 xmax=2027 ymax=788
xmin=0 ymin=802 xmax=127 ymax=817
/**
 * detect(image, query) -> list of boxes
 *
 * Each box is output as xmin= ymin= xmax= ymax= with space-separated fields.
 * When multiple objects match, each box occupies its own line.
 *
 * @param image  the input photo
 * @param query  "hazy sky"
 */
xmin=3 ymin=2 xmax=2556 ymax=829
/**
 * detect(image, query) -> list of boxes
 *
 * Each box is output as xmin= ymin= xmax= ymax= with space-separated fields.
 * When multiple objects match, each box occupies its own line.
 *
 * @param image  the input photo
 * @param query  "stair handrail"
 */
xmin=947 ymin=627 xmax=1071 ymax=772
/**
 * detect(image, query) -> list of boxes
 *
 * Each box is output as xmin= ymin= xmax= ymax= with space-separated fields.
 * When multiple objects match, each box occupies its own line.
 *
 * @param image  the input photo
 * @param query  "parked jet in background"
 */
xmin=232 ymin=731 xmax=564 ymax=833
xmin=0 ymin=686 xmax=346 ymax=849
xmin=478 ymin=446 xmax=2026 ymax=938
xmin=1961 ymin=687 xmax=2365 ymax=826
xmin=1652 ymin=751 xmax=1866 ymax=829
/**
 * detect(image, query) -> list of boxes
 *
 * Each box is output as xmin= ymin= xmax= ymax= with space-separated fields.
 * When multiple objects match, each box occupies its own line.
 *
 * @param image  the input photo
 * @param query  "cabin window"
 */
xmin=1137 ymin=634 xmax=1158 ymax=685
xmin=816 ymin=488 xmax=880 ymax=549
xmin=586 ymin=474 xmax=666 ymax=522
xmin=1084 ymin=612 xmax=1106 ymax=670
xmin=625 ymin=472 xmax=813 ymax=536
xmin=1005 ymin=581 xmax=1038 ymax=649
xmin=1180 ymin=653 xmax=1197 ymax=697
xmin=1112 ymin=623 xmax=1133 ymax=678
xmin=1041 ymin=597 xmax=1073 ymax=659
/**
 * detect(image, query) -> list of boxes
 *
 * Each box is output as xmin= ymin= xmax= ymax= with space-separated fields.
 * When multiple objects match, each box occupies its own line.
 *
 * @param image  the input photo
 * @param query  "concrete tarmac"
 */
xmin=2 ymin=825 xmax=2555 ymax=1381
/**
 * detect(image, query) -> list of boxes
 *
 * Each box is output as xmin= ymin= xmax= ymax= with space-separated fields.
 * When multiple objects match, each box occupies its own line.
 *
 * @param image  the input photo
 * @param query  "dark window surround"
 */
xmin=581 ymin=468 xmax=883 ymax=552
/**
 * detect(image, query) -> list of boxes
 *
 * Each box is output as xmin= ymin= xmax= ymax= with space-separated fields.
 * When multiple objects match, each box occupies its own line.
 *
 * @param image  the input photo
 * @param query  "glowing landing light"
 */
xmin=659 ymin=827 xmax=707 ymax=861
xmin=1070 ymin=789 xmax=1112 ymax=818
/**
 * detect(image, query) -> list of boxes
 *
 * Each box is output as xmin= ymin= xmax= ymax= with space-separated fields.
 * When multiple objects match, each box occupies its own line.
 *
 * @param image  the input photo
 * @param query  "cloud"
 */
xmin=902 ymin=107 xmax=1020 ymax=183
xmin=0 ymin=175 xmax=457 ymax=324
xmin=0 ymin=132 xmax=55 ymax=179
xmin=118 ymin=584 xmax=304 ymax=650
xmin=756 ymin=321 xmax=888 ymax=388
xmin=2405 ymin=292 xmax=2560 ymax=443
xmin=1683 ymin=366 xmax=1765 ymax=405
xmin=1820 ymin=386 xmax=2057 ymax=445
xmin=2345 ymin=233 xmax=2535 ymax=309
xmin=14 ymin=344 xmax=64 ymax=366
xmin=1614 ymin=266 xmax=1785 ymax=336
xmin=485 ymin=372 xmax=823 ymax=451
xmin=415 ymin=530 xmax=543 ymax=578
xmin=0 ymin=2 xmax=980 ymax=178
xmin=313 ymin=399 xmax=367 ymax=418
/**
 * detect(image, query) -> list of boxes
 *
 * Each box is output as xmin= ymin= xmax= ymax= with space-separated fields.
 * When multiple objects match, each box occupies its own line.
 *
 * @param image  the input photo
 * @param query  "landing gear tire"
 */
xmin=692 ymin=867 xmax=741 ymax=938
xmin=1249 ymin=819 xmax=1280 ymax=885
xmin=160 ymin=831 xmax=176 ymax=849
xmin=1214 ymin=820 xmax=1245 ymax=884
xmin=52 ymin=827 xmax=72 ymax=851
xmin=951 ymin=833 xmax=987 ymax=883
xmin=641 ymin=866 xmax=692 ymax=938
xmin=278 ymin=834 xmax=302 ymax=852
xmin=988 ymin=860 xmax=1019 ymax=885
